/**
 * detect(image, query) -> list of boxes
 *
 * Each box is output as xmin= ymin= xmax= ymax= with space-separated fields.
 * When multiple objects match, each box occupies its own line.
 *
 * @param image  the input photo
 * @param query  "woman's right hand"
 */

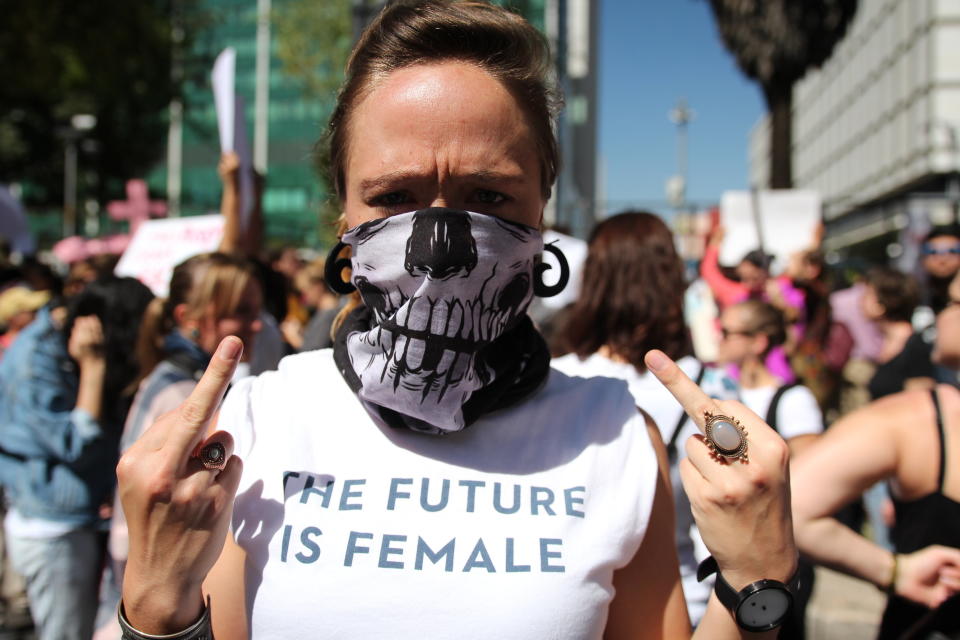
xmin=895 ymin=546 xmax=960 ymax=608
xmin=117 ymin=337 xmax=245 ymax=634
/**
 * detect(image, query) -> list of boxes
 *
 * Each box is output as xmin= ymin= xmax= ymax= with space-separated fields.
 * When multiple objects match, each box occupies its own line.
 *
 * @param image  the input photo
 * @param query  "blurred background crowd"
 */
xmin=2 ymin=0 xmax=960 ymax=638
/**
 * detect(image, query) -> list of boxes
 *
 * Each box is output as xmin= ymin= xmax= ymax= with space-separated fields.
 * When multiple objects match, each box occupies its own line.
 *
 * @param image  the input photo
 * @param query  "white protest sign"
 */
xmin=719 ymin=190 xmax=821 ymax=271
xmin=115 ymin=215 xmax=224 ymax=297
xmin=212 ymin=48 xmax=236 ymax=152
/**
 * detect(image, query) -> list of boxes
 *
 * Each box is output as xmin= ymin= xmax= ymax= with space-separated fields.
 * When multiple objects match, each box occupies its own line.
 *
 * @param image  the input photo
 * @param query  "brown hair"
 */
xmin=558 ymin=211 xmax=692 ymax=372
xmin=865 ymin=267 xmax=919 ymax=323
xmin=324 ymin=0 xmax=561 ymax=203
xmin=326 ymin=0 xmax=561 ymax=337
xmin=730 ymin=300 xmax=786 ymax=357
xmin=135 ymin=252 xmax=259 ymax=385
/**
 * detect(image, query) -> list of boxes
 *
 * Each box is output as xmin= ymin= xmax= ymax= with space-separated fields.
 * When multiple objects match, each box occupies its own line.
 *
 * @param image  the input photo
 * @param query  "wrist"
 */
xmin=123 ymin=576 xmax=204 ymax=634
xmin=78 ymin=354 xmax=106 ymax=369
xmin=721 ymin=554 xmax=799 ymax=591
xmin=880 ymin=552 xmax=899 ymax=594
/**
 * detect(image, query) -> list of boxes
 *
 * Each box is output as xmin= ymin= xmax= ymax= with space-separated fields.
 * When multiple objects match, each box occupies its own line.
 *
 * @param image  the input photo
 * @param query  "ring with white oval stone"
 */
xmin=704 ymin=412 xmax=749 ymax=462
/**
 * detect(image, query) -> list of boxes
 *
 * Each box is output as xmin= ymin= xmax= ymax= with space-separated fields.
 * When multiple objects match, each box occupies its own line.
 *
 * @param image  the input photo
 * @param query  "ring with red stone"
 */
xmin=703 ymin=411 xmax=749 ymax=462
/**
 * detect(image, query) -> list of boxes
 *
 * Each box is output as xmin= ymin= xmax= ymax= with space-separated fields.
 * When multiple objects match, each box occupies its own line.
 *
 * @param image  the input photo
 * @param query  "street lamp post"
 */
xmin=667 ymin=98 xmax=694 ymax=211
xmin=62 ymin=114 xmax=97 ymax=238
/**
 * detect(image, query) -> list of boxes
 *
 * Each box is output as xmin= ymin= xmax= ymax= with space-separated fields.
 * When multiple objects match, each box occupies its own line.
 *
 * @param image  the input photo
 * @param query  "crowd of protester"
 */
xmin=1 ymin=2 xmax=959 ymax=638
xmin=2 ymin=196 xmax=958 ymax=639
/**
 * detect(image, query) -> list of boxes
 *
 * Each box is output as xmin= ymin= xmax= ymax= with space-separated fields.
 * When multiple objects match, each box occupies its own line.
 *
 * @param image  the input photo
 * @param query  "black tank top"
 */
xmin=879 ymin=388 xmax=960 ymax=639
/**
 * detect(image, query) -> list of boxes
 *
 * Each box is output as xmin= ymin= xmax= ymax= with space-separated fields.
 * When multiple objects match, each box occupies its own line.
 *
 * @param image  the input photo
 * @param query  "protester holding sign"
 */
xmin=116 ymin=3 xmax=798 ymax=639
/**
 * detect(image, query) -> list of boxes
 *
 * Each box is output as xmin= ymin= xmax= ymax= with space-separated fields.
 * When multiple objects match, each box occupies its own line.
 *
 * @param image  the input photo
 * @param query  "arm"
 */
xmin=204 ymin=529 xmax=249 ymax=638
xmin=791 ymin=395 xmax=901 ymax=586
xmin=618 ymin=352 xmax=798 ymax=639
xmin=607 ymin=413 xmax=782 ymax=639
xmin=20 ymin=316 xmax=107 ymax=465
xmin=119 ymin=338 xmax=244 ymax=634
xmin=605 ymin=414 xmax=691 ymax=639
xmin=218 ymin=152 xmax=242 ymax=255
xmin=791 ymin=390 xmax=960 ymax=607
xmin=72 ymin=316 xmax=105 ymax=421
xmin=700 ymin=244 xmax=746 ymax=308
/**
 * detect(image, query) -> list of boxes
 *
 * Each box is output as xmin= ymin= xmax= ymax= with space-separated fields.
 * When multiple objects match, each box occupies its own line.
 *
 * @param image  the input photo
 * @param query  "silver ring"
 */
xmin=703 ymin=412 xmax=749 ymax=462
xmin=197 ymin=442 xmax=226 ymax=470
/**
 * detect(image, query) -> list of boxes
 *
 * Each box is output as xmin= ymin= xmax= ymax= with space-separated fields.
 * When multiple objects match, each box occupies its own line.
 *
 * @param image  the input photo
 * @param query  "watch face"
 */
xmin=736 ymin=586 xmax=792 ymax=632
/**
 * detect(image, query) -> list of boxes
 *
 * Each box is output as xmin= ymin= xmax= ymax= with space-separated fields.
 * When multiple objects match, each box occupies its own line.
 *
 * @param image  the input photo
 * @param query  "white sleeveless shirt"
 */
xmin=219 ymin=349 xmax=659 ymax=639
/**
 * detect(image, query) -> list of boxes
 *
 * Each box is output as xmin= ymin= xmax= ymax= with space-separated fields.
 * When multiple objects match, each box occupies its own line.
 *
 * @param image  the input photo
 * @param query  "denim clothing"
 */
xmin=119 ymin=331 xmax=209 ymax=453
xmin=94 ymin=331 xmax=209 ymax=640
xmin=0 ymin=307 xmax=118 ymax=527
xmin=7 ymin=527 xmax=100 ymax=640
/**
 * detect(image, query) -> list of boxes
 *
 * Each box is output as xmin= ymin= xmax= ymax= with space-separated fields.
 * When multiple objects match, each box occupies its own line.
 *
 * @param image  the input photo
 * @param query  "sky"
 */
xmin=598 ymin=0 xmax=765 ymax=215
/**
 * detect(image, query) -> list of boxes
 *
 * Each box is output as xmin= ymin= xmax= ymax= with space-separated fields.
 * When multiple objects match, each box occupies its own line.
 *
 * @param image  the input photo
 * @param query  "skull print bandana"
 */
xmin=332 ymin=208 xmax=551 ymax=434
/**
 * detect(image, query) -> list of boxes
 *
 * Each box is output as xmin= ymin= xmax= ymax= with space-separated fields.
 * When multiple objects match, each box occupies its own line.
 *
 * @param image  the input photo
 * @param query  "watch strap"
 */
xmin=697 ymin=555 xmax=803 ymax=611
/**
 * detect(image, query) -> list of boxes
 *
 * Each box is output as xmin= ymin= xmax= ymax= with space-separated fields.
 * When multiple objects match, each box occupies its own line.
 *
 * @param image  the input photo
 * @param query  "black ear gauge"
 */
xmin=324 ymin=240 xmax=356 ymax=294
xmin=533 ymin=242 xmax=570 ymax=298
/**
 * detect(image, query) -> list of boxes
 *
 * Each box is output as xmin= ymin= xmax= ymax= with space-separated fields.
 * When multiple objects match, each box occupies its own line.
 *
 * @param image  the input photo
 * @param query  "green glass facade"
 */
xmin=153 ymin=0 xmax=547 ymax=248
xmin=150 ymin=0 xmax=330 ymax=247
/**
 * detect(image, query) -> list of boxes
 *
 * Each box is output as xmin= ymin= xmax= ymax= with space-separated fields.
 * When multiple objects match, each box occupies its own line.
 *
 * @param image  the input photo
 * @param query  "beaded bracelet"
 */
xmin=118 ymin=597 xmax=213 ymax=640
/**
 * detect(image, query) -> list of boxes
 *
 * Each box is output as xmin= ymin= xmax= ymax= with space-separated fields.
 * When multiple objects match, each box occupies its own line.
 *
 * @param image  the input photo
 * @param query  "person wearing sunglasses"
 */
xmin=915 ymin=226 xmax=960 ymax=330
xmin=715 ymin=299 xmax=822 ymax=639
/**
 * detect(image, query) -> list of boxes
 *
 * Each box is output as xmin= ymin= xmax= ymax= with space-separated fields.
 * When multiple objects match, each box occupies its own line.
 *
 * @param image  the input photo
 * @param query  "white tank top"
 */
xmin=219 ymin=349 xmax=658 ymax=640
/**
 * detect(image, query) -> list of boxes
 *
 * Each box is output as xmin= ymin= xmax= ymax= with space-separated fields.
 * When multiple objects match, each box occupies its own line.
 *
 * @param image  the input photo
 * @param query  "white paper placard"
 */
xmin=115 ymin=215 xmax=224 ymax=297
xmin=212 ymin=48 xmax=236 ymax=152
xmin=719 ymin=190 xmax=821 ymax=271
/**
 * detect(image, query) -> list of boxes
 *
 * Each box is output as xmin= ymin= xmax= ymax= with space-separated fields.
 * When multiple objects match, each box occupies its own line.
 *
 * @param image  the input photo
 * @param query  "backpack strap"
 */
xmin=765 ymin=382 xmax=801 ymax=432
xmin=931 ymin=388 xmax=947 ymax=491
xmin=667 ymin=363 xmax=706 ymax=461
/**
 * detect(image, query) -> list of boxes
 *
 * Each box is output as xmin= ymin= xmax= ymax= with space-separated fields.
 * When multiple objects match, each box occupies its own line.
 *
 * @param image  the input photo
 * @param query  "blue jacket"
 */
xmin=0 ymin=307 xmax=120 ymax=526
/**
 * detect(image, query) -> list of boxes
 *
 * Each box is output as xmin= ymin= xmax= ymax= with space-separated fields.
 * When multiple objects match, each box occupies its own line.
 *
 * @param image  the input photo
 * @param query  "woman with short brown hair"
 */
xmin=116 ymin=3 xmax=799 ymax=638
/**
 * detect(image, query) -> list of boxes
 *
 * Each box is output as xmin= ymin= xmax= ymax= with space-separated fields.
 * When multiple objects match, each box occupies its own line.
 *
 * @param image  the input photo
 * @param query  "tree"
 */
xmin=0 ymin=1 xmax=210 ymax=212
xmin=273 ymin=0 xmax=353 ymax=248
xmin=707 ymin=0 xmax=858 ymax=188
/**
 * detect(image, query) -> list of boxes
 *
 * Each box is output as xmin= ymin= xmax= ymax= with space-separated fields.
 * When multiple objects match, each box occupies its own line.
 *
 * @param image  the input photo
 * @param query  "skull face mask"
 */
xmin=333 ymin=208 xmax=549 ymax=434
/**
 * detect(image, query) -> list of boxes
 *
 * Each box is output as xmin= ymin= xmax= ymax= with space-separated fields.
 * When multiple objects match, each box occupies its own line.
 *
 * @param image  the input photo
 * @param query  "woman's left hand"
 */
xmin=896 ymin=546 xmax=960 ymax=608
xmin=645 ymin=349 xmax=797 ymax=590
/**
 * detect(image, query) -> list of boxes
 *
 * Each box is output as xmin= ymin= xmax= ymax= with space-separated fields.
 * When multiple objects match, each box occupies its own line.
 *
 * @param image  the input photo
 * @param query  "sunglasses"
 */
xmin=720 ymin=327 xmax=755 ymax=339
xmin=923 ymin=245 xmax=960 ymax=256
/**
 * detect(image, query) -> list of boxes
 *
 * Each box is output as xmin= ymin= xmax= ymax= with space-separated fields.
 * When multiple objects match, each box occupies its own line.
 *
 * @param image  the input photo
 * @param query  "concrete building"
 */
xmin=749 ymin=0 xmax=960 ymax=262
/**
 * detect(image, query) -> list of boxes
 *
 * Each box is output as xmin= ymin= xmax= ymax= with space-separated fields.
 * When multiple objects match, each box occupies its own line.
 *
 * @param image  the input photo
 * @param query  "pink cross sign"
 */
xmin=107 ymin=179 xmax=167 ymax=234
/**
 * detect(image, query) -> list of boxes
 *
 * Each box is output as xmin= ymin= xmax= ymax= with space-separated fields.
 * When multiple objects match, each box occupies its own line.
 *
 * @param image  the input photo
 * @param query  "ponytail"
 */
xmin=133 ymin=296 xmax=170 ymax=391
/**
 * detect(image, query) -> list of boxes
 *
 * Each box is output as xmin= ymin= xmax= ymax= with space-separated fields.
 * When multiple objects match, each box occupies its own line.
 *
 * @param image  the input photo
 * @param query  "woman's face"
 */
xmin=860 ymin=284 xmax=885 ymax=321
xmin=342 ymin=61 xmax=545 ymax=229
xmin=736 ymin=261 xmax=767 ymax=294
xmin=717 ymin=306 xmax=759 ymax=366
xmin=933 ymin=273 xmax=960 ymax=367
xmin=195 ymin=280 xmax=263 ymax=361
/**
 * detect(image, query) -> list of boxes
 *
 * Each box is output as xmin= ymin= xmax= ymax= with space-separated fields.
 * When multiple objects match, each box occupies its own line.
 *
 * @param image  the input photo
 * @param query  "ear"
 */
xmin=750 ymin=333 xmax=770 ymax=359
xmin=172 ymin=303 xmax=193 ymax=329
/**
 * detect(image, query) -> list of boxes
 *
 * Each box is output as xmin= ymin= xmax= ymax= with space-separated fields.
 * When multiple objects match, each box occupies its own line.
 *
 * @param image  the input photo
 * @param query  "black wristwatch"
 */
xmin=697 ymin=556 xmax=801 ymax=633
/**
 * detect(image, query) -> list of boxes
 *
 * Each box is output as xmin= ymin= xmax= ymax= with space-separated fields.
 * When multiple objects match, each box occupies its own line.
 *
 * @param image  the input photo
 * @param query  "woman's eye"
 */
xmin=373 ymin=192 xmax=412 ymax=207
xmin=473 ymin=189 xmax=507 ymax=205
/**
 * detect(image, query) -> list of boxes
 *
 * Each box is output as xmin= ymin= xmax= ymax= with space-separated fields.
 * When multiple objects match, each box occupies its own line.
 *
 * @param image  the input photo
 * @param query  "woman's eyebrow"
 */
xmin=358 ymin=169 xmax=526 ymax=195
xmin=358 ymin=171 xmax=427 ymax=195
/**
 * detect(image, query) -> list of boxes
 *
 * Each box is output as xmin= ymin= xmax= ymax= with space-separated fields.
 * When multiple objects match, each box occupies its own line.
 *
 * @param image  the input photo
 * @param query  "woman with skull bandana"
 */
xmin=115 ymin=2 xmax=799 ymax=639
